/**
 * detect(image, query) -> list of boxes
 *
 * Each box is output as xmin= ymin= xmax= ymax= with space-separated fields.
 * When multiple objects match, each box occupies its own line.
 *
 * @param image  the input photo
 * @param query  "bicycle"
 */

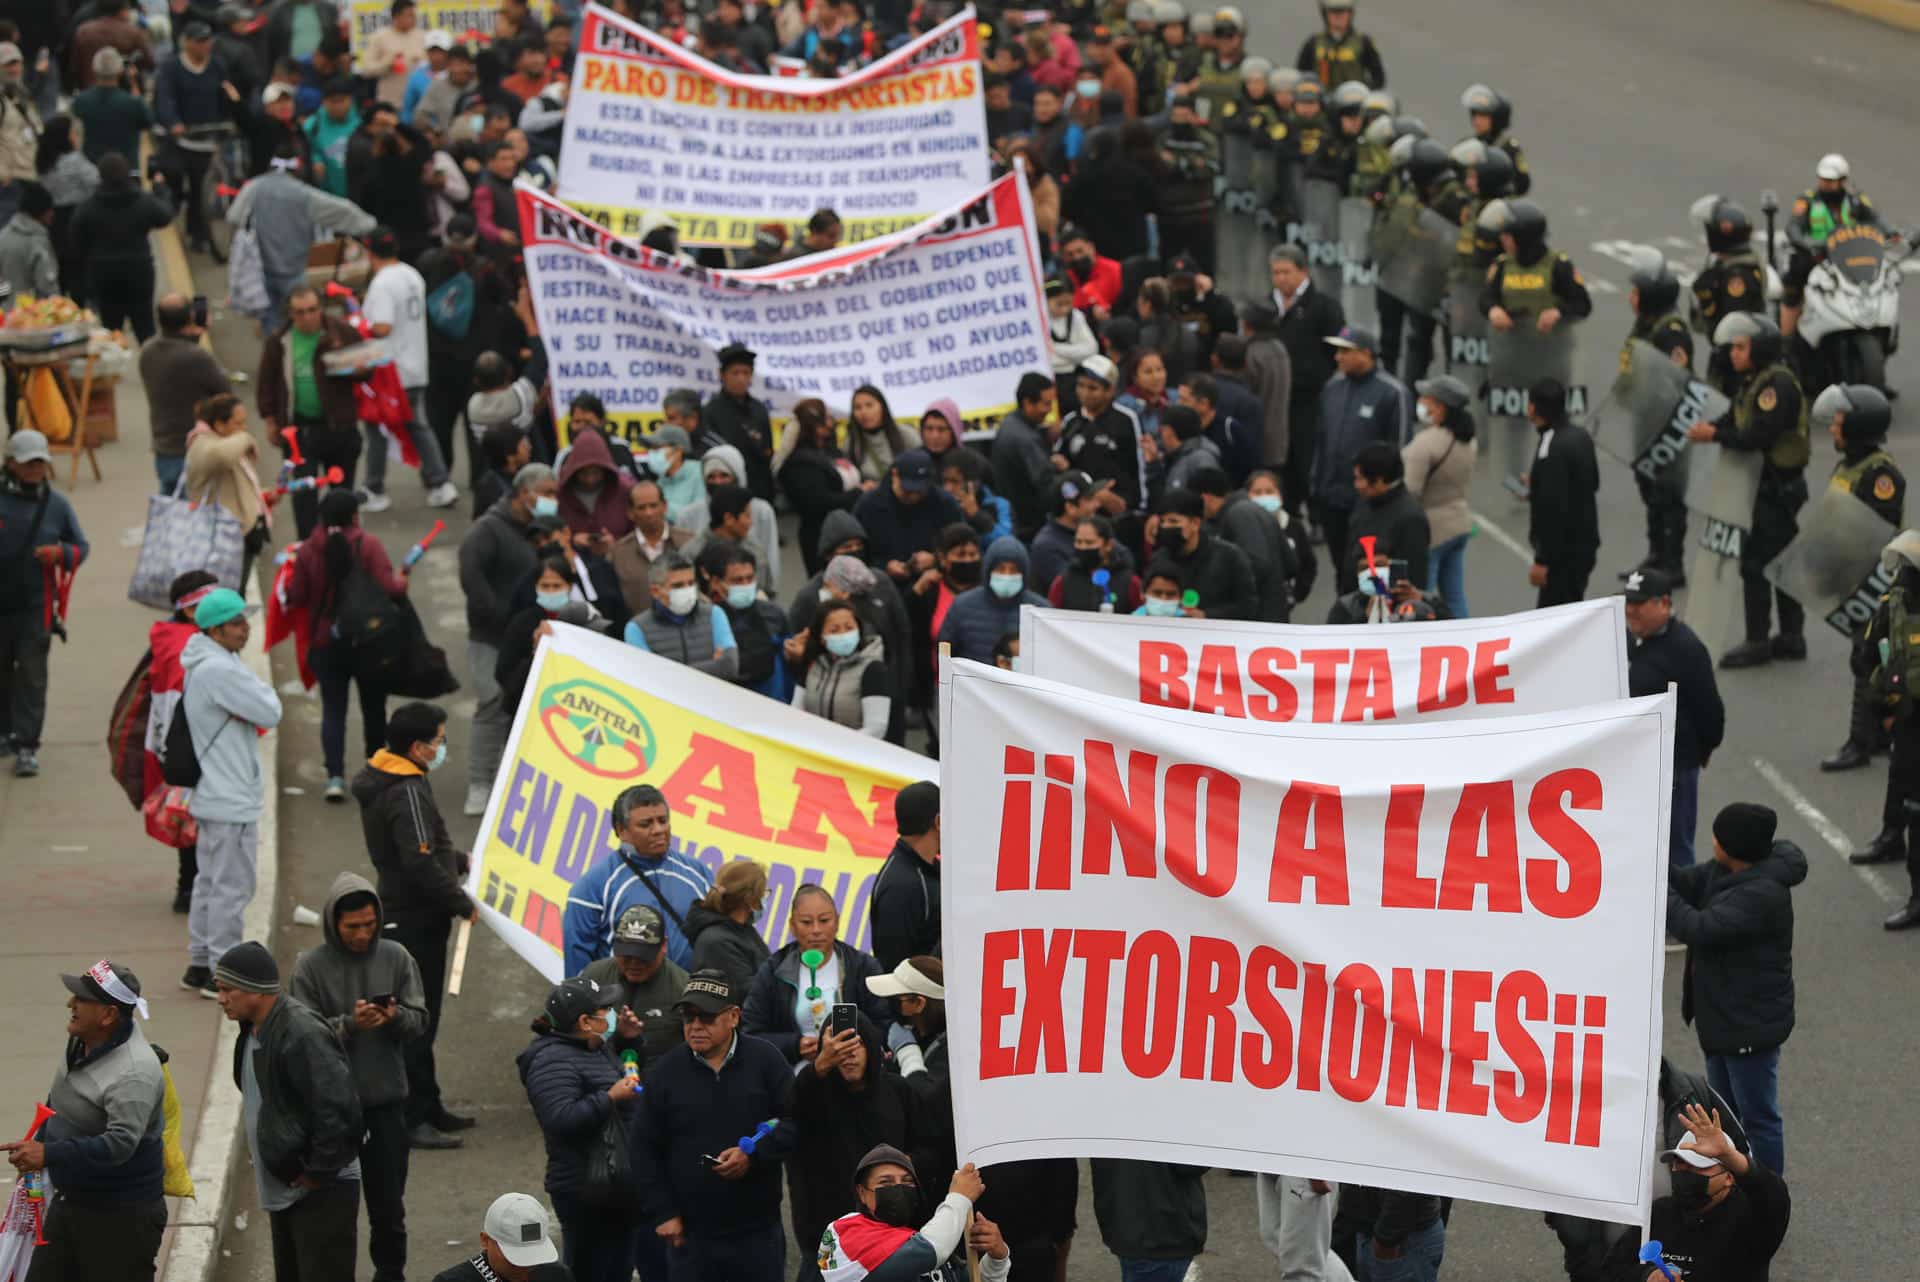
xmin=172 ymin=121 xmax=248 ymax=264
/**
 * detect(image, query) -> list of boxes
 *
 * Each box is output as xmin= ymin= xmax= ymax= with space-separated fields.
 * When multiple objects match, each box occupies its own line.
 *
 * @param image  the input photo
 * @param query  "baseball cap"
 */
xmin=543 ymin=976 xmax=607 ymax=1030
xmin=1324 ymin=325 xmax=1378 ymax=353
xmin=718 ymin=343 xmax=756 ymax=370
xmin=893 ymin=448 xmax=935 ymax=494
xmin=643 ymin=425 xmax=692 ymax=452
xmin=611 ymin=905 xmax=666 ymax=960
xmin=61 ymin=959 xmax=148 ymax=1018
xmin=423 ymin=29 xmax=454 ymax=50
xmin=1622 ymin=568 xmax=1672 ymax=603
xmin=181 ymin=19 xmax=214 ymax=40
xmin=262 ymin=82 xmax=295 ymax=105
xmin=1658 ymin=1131 xmax=1723 ymax=1171
xmin=0 ymin=43 xmax=22 ymax=67
xmin=1165 ymin=253 xmax=1200 ymax=277
xmin=6 ymin=429 xmax=50 ymax=464
xmin=1052 ymin=468 xmax=1101 ymax=506
xmin=866 ymin=957 xmax=945 ymax=1000
xmin=676 ymin=968 xmax=737 ymax=1014
xmin=194 ymin=587 xmax=257 ymax=630
xmin=483 ymin=1193 xmax=561 ymax=1267
xmin=1077 ymin=354 xmax=1119 ymax=387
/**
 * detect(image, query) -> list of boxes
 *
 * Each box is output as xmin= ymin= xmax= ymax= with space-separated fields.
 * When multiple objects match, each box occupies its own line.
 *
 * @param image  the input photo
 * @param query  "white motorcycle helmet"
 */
xmin=1816 ymin=153 xmax=1849 ymax=182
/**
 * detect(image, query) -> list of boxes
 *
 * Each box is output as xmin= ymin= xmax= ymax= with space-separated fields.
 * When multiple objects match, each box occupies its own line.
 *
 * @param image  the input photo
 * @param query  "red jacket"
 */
xmin=283 ymin=524 xmax=407 ymax=646
xmin=1070 ymin=255 xmax=1123 ymax=313
xmin=140 ymin=619 xmax=198 ymax=796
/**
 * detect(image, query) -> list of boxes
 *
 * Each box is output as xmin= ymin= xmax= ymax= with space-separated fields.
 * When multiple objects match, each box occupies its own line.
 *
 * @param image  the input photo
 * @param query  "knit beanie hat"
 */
xmin=215 ymin=941 xmax=281 ymax=994
xmin=1711 ymin=803 xmax=1776 ymax=865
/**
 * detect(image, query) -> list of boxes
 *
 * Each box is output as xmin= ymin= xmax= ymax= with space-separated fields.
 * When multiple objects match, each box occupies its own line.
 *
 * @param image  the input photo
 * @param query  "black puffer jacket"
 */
xmin=686 ymin=904 xmax=771 ymax=997
xmin=741 ymin=939 xmax=894 ymax=1063
xmin=786 ymin=1014 xmax=918 ymax=1260
xmin=515 ymin=1026 xmax=629 ymax=1200
xmin=1669 ymin=840 xmax=1808 ymax=1055
xmin=228 ymin=996 xmax=362 ymax=1186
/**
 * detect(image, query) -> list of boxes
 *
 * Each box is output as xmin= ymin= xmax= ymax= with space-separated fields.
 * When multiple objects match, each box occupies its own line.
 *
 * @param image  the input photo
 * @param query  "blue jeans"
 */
xmin=1671 ymin=765 xmax=1700 ymax=869
xmin=1706 ymin=1047 xmax=1784 ymax=1176
xmin=155 ymin=452 xmax=187 ymax=494
xmin=1358 ymin=1218 xmax=1445 ymax=1282
xmin=1118 ymin=1259 xmax=1192 ymax=1282
xmin=1426 ymin=532 xmax=1470 ymax=618
xmin=363 ymin=388 xmax=452 ymax=492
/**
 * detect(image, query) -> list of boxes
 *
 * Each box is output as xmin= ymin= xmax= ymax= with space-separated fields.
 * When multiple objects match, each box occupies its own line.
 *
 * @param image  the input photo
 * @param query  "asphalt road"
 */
xmin=213 ymin=2 xmax=1920 ymax=1278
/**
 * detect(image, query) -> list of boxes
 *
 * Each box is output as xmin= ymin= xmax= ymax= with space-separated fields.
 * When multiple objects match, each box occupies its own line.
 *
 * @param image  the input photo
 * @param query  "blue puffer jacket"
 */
xmin=936 ymin=536 xmax=1048 ymax=664
xmin=515 ymin=1027 xmax=631 ymax=1199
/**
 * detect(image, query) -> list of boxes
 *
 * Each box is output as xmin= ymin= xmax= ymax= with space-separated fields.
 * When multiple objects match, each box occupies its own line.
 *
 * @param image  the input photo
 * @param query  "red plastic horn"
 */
xmin=280 ymin=428 xmax=305 ymax=466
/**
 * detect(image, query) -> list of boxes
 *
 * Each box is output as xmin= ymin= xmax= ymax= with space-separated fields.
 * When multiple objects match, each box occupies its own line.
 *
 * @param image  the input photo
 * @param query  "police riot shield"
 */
xmin=1486 ymin=322 xmax=1584 ymax=488
xmin=1291 ymin=178 xmax=1345 ymax=299
xmin=1680 ymin=443 xmax=1763 ymax=652
xmin=1765 ymin=486 xmax=1899 ymax=636
xmin=1593 ymin=340 xmax=1729 ymax=484
xmin=1444 ymin=280 xmax=1489 ymax=395
xmin=1213 ymin=130 xmax=1266 ymax=300
xmin=1338 ymin=196 xmax=1378 ymax=331
xmin=1375 ymin=205 xmax=1456 ymax=315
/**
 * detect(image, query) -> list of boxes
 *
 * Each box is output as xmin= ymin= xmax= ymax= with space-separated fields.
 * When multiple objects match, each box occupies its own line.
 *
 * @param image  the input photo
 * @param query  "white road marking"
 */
xmin=1468 ymin=508 xmax=1533 ymax=564
xmin=1750 ymin=755 xmax=1904 ymax=905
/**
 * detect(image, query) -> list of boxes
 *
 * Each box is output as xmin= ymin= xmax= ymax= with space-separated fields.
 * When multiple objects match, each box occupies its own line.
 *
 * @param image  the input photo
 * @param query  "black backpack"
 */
xmin=161 ymin=688 xmax=230 ymax=789
xmin=334 ymin=561 xmax=405 ymax=650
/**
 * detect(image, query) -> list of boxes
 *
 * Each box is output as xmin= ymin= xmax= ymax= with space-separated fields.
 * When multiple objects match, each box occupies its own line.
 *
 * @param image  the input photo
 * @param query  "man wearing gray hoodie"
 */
xmin=180 ymin=589 xmax=284 ymax=998
xmin=290 ymin=872 xmax=429 ymax=1282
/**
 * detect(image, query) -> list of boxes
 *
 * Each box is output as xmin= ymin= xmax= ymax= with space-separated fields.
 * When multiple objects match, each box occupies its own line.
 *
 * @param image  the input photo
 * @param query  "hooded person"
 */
xmin=288 ymin=872 xmax=430 ymax=1278
xmin=555 ymin=428 xmax=634 ymax=541
xmin=936 ymin=536 xmax=1048 ymax=665
xmin=699 ymin=442 xmax=783 ymax=590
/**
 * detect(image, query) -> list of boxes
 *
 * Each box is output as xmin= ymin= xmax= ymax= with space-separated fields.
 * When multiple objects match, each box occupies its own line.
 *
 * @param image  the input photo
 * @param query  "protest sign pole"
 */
xmin=446 ymin=917 xmax=472 ymax=997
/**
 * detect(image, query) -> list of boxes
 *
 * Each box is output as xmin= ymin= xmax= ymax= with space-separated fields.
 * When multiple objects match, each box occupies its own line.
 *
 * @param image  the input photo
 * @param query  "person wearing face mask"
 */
xmin=936 ymin=535 xmax=1048 ymax=666
xmin=907 ymin=524 xmax=983 ymax=707
xmin=866 ymin=956 xmax=953 ymax=1181
xmin=460 ymin=462 xmax=558 ymax=813
xmin=1192 ymin=467 xmax=1294 ymax=621
xmin=1058 ymin=225 xmax=1124 ymax=317
xmin=1135 ymin=560 xmax=1188 ymax=616
xmin=685 ymin=860 xmax=772 ymax=998
xmin=495 ymin=552 xmax=613 ymax=713
xmin=1401 ymin=378 xmax=1478 ymax=620
xmin=794 ymin=600 xmax=896 ymax=739
xmin=1145 ymin=489 xmax=1258 ymax=619
xmin=624 ymin=550 xmax=739 ymax=677
xmin=701 ymin=543 xmax=788 ymax=699
xmin=515 ymin=975 xmax=644 ymax=1282
xmin=352 ymin=701 xmax=480 ymax=1151
xmin=818 ymin=1148 xmax=1010 ymax=1282
xmin=1050 ymin=514 xmax=1143 ymax=612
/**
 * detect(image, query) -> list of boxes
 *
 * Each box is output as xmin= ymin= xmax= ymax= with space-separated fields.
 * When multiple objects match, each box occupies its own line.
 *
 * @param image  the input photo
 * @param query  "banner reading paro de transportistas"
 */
xmin=469 ymin=624 xmax=932 ymax=983
xmin=517 ymin=173 xmax=1050 ymax=440
xmin=1019 ymin=598 xmax=1630 ymax=721
xmin=348 ymin=0 xmax=550 ymax=58
xmin=558 ymin=3 xmax=989 ymax=248
xmin=939 ymin=659 xmax=1673 ymax=1228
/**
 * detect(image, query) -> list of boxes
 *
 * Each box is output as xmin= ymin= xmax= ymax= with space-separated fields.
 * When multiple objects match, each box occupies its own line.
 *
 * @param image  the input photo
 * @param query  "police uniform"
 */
xmin=1192 ymin=52 xmax=1245 ymax=120
xmin=1479 ymin=130 xmax=1529 ymax=195
xmin=1128 ymin=31 xmax=1171 ymax=116
xmin=1626 ymin=312 xmax=1695 ymax=578
xmin=1690 ymin=249 xmax=1766 ymax=338
xmin=1294 ymin=28 xmax=1386 ymax=89
xmin=1857 ymin=546 xmax=1920 ymax=928
xmin=1216 ymin=91 xmax=1290 ymax=222
xmin=1477 ymin=248 xmax=1594 ymax=327
xmin=1388 ymin=173 xmax=1469 ymax=383
xmin=1783 ymin=188 xmax=1880 ymax=306
xmin=1712 ymin=362 xmax=1810 ymax=656
xmin=1825 ymin=443 xmax=1905 ymax=769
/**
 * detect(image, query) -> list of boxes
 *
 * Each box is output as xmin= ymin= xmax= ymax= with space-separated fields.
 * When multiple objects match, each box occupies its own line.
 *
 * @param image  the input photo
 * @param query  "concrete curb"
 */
xmin=154 ymin=223 xmax=282 ymax=1282
xmin=1812 ymin=0 xmax=1920 ymax=29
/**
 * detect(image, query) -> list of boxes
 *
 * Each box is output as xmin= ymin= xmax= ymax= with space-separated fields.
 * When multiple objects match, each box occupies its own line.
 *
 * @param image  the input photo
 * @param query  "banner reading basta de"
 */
xmin=939 ymin=659 xmax=1672 ymax=1228
xmin=559 ymin=3 xmax=988 ymax=248
xmin=469 ymin=625 xmax=932 ymax=982
xmin=518 ymin=172 xmax=1050 ymax=442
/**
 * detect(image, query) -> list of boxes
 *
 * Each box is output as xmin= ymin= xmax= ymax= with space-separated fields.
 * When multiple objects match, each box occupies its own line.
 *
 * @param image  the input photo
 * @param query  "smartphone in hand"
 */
xmin=830 ymin=1003 xmax=857 ymax=1037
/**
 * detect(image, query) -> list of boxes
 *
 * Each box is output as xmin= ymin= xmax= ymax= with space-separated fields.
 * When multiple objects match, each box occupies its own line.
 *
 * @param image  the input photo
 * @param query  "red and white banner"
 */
xmin=939 ymin=659 xmax=1671 ymax=1227
xmin=558 ymin=4 xmax=988 ymax=248
xmin=1018 ymin=598 xmax=1630 ymax=722
xmin=518 ymin=174 xmax=1050 ymax=441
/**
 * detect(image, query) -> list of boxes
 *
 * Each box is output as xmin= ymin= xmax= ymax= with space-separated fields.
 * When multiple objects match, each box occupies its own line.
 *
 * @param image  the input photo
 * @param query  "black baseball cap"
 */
xmin=893 ymin=448 xmax=935 ymax=494
xmin=544 ymin=976 xmax=607 ymax=1030
xmin=1622 ymin=568 xmax=1672 ymax=602
xmin=676 ymin=968 xmax=737 ymax=1014
xmin=611 ymin=906 xmax=666 ymax=960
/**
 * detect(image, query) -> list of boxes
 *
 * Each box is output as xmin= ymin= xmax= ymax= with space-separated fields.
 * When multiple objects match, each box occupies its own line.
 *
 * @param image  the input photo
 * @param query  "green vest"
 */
xmin=1736 ymin=363 xmax=1809 ymax=472
xmin=1806 ymin=195 xmax=1854 ymax=243
xmin=1304 ymin=32 xmax=1375 ymax=88
xmin=1875 ymin=587 xmax=1920 ymax=708
xmin=1494 ymin=250 xmax=1566 ymax=316
xmin=1832 ymin=447 xmax=1894 ymax=493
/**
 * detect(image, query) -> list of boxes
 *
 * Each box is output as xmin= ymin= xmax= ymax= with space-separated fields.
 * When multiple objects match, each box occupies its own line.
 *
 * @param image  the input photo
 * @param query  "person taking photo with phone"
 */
xmin=289 ymin=871 xmax=429 ymax=1282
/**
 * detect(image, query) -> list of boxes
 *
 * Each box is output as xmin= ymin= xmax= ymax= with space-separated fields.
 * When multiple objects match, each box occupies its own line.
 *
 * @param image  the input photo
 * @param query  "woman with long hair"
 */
xmin=777 ymin=397 xmax=868 ymax=577
xmin=685 ymin=859 xmax=771 ymax=994
xmin=843 ymin=384 xmax=920 ymax=486
xmin=1118 ymin=347 xmax=1179 ymax=440
xmin=283 ymin=487 xmax=409 ymax=800
xmin=791 ymin=599 xmax=894 ymax=738
xmin=34 ymin=115 xmax=98 ymax=300
xmin=1402 ymin=377 xmax=1479 ymax=618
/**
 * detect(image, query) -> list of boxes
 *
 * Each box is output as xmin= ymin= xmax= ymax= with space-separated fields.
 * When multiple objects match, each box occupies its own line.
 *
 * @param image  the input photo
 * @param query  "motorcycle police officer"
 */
xmin=1815 ymin=384 xmax=1904 ymax=772
xmin=1295 ymin=0 xmax=1386 ymax=90
xmin=1460 ymin=84 xmax=1530 ymax=196
xmin=1782 ymin=153 xmax=1885 ymax=341
xmin=1479 ymin=199 xmax=1593 ymax=339
xmin=1686 ymin=313 xmax=1811 ymax=667
xmin=1849 ymin=528 xmax=1920 ymax=931
xmin=1620 ymin=257 xmax=1696 ymax=586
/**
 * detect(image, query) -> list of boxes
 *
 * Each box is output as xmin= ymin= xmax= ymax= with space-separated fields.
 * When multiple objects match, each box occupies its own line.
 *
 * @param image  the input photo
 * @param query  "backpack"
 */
xmin=333 ymin=560 xmax=405 ymax=650
xmin=161 ymin=698 xmax=202 ymax=789
xmin=426 ymin=269 xmax=475 ymax=340
xmin=108 ymin=653 xmax=155 ymax=808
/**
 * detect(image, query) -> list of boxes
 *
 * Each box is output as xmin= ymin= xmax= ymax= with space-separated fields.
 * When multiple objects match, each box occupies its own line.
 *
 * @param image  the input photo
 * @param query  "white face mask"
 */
xmin=1416 ymin=401 xmax=1434 ymax=425
xmin=666 ymin=585 xmax=699 ymax=615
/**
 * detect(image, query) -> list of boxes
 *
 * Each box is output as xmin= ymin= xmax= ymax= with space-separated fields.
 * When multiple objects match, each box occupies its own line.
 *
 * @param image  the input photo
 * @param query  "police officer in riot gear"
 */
xmin=1308 ymin=80 xmax=1367 ymax=187
xmin=1815 ymin=384 xmax=1904 ymax=772
xmin=1459 ymin=83 xmax=1530 ymax=196
xmin=1782 ymin=153 xmax=1886 ymax=340
xmin=1850 ymin=529 xmax=1920 ymax=930
xmin=1155 ymin=1 xmax=1203 ymax=85
xmin=1125 ymin=0 xmax=1171 ymax=118
xmin=1296 ymin=0 xmax=1386 ymax=89
xmin=1686 ymin=312 xmax=1811 ymax=668
xmin=1191 ymin=4 xmax=1248 ymax=119
xmin=1479 ymin=199 xmax=1592 ymax=338
xmin=1390 ymin=139 xmax=1467 ymax=383
xmin=1361 ymin=89 xmax=1395 ymax=130
xmin=1618 ymin=257 xmax=1696 ymax=586
xmin=1689 ymin=197 xmax=1766 ymax=339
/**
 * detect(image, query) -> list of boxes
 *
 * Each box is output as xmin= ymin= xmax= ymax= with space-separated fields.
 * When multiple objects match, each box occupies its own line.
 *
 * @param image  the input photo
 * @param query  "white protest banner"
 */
xmin=348 ymin=0 xmax=551 ymax=59
xmin=559 ymin=3 xmax=989 ymax=248
xmin=518 ymin=173 xmax=1050 ymax=443
xmin=1018 ymin=598 xmax=1630 ymax=722
xmin=940 ymin=658 xmax=1671 ymax=1227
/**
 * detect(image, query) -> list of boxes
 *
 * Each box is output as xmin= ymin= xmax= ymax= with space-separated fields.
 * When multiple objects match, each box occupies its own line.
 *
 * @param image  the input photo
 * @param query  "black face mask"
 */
xmin=1067 ymin=255 xmax=1093 ymax=275
xmin=1669 ymin=1168 xmax=1714 ymax=1212
xmin=1075 ymin=546 xmax=1103 ymax=571
xmin=946 ymin=559 xmax=982 ymax=587
xmin=871 ymin=1184 xmax=921 ymax=1227
xmin=1155 ymin=525 xmax=1187 ymax=552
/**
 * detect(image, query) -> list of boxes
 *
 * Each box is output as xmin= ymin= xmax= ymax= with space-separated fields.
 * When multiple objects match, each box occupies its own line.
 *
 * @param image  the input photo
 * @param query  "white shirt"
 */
xmin=791 ymin=949 xmax=842 ymax=1038
xmin=1273 ymin=279 xmax=1310 ymax=318
xmin=363 ymin=261 xmax=429 ymax=389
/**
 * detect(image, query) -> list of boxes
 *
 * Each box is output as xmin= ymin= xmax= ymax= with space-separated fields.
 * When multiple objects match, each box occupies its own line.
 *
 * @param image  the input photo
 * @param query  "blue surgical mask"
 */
xmin=824 ymin=629 xmax=860 ymax=657
xmin=989 ymin=573 xmax=1024 ymax=600
xmin=1252 ymin=493 xmax=1283 ymax=513
xmin=1076 ymin=79 xmax=1101 ymax=99
xmin=427 ymin=741 xmax=447 ymax=771
xmin=1144 ymin=596 xmax=1182 ymax=617
xmin=532 ymin=495 xmax=559 ymax=519
xmin=536 ymin=589 xmax=571 ymax=612
xmin=726 ymin=584 xmax=758 ymax=610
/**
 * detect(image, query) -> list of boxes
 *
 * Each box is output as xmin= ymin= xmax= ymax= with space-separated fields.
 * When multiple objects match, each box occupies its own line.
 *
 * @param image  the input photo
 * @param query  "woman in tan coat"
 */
xmin=1402 ymin=375 xmax=1477 ymax=618
xmin=184 ymin=392 xmax=270 ymax=589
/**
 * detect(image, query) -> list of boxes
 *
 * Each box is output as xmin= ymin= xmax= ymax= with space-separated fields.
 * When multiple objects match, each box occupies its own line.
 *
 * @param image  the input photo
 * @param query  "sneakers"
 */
xmin=325 ymin=776 xmax=347 ymax=803
xmin=13 ymin=748 xmax=38 ymax=777
xmin=425 ymin=481 xmax=460 ymax=508
xmin=172 ymin=886 xmax=192 ymax=914
xmin=181 ymin=965 xmax=218 ymax=998
xmin=360 ymin=489 xmax=394 ymax=514
xmin=463 ymin=784 xmax=490 ymax=817
xmin=407 ymin=1123 xmax=464 ymax=1151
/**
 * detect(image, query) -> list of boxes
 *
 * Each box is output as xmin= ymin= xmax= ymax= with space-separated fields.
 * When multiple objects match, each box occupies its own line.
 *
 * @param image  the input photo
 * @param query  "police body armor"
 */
xmin=1802 ymin=190 xmax=1860 ymax=244
xmin=1303 ymin=31 xmax=1380 ymax=89
xmin=1691 ymin=249 xmax=1765 ymax=332
xmin=1735 ymin=363 xmax=1810 ymax=474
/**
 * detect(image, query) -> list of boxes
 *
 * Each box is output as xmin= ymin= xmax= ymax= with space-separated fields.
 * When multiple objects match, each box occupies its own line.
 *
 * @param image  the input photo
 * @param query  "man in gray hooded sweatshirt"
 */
xmin=291 ymin=871 xmax=429 ymax=1282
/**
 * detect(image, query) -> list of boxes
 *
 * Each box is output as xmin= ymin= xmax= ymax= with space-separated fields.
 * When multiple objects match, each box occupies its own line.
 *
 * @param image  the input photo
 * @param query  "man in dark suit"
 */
xmin=1270 ymin=244 xmax=1347 ymax=518
xmin=1525 ymin=378 xmax=1601 ymax=607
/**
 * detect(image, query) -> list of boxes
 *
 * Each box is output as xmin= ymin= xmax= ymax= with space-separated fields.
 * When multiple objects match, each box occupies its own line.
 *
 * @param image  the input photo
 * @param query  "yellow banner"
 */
xmin=471 ymin=624 xmax=932 ymax=981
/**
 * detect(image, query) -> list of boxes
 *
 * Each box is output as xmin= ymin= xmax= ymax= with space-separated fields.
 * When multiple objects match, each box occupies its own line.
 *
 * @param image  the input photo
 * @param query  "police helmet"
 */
xmin=1460 ymin=83 xmax=1512 ymax=136
xmin=1362 ymin=90 xmax=1396 ymax=123
xmin=1711 ymin=311 xmax=1783 ymax=365
xmin=1881 ymin=529 xmax=1920 ymax=578
xmin=1814 ymin=383 xmax=1892 ymax=443
xmin=1498 ymin=199 xmax=1548 ymax=253
xmin=1448 ymin=138 xmax=1485 ymax=169
xmin=1293 ymin=80 xmax=1323 ymax=108
xmin=1330 ymin=81 xmax=1369 ymax=115
xmin=1629 ymin=257 xmax=1681 ymax=316
xmin=1153 ymin=0 xmax=1187 ymax=24
xmin=1816 ymin=153 xmax=1849 ymax=182
xmin=1406 ymin=138 xmax=1451 ymax=188
xmin=1127 ymin=0 xmax=1156 ymax=23
xmin=1321 ymin=0 xmax=1356 ymax=10
xmin=1363 ymin=114 xmax=1397 ymax=146
xmin=1472 ymin=145 xmax=1514 ymax=199
xmin=1386 ymin=133 xmax=1420 ymax=171
xmin=1415 ymin=375 xmax=1473 ymax=415
xmin=1240 ymin=56 xmax=1273 ymax=83
xmin=1475 ymin=198 xmax=1513 ymax=234
xmin=1268 ymin=66 xmax=1306 ymax=93
xmin=1190 ymin=10 xmax=1214 ymax=35
xmin=1389 ymin=114 xmax=1427 ymax=142
xmin=1697 ymin=198 xmax=1752 ymax=253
